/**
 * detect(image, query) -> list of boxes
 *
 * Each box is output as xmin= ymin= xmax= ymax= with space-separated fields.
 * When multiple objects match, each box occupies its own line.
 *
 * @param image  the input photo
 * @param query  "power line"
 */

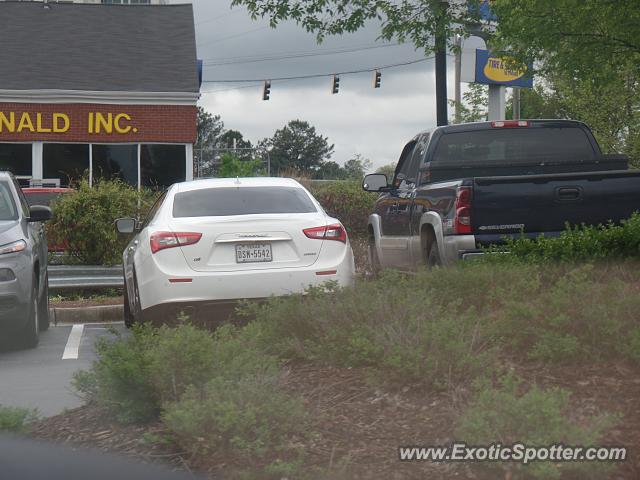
xmin=197 ymin=25 xmax=269 ymax=47
xmin=201 ymin=56 xmax=436 ymax=83
xmin=194 ymin=10 xmax=237 ymax=26
xmin=202 ymin=43 xmax=404 ymax=66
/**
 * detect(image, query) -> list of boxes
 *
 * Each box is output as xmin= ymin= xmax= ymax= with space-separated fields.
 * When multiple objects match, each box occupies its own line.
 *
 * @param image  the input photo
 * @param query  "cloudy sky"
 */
xmin=176 ymin=0 xmax=485 ymax=171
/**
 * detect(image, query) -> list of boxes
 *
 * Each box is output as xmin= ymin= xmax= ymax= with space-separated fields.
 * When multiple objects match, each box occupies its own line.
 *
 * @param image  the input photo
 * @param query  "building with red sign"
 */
xmin=0 ymin=1 xmax=199 ymax=188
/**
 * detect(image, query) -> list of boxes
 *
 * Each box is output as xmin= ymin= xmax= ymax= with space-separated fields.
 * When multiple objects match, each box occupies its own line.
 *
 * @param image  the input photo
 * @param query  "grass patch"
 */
xmin=237 ymin=262 xmax=640 ymax=388
xmin=457 ymin=373 xmax=617 ymax=480
xmin=0 ymin=406 xmax=38 ymax=433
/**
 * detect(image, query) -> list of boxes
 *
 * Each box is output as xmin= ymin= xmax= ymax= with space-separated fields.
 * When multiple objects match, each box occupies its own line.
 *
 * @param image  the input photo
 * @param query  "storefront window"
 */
xmin=43 ymin=143 xmax=89 ymax=186
xmin=0 ymin=143 xmax=32 ymax=179
xmin=140 ymin=144 xmax=186 ymax=189
xmin=92 ymin=144 xmax=138 ymax=186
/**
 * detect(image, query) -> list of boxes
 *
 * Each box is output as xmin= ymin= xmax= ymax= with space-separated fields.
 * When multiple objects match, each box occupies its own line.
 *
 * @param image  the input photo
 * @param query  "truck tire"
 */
xmin=425 ymin=237 xmax=442 ymax=268
xmin=367 ymin=236 xmax=381 ymax=276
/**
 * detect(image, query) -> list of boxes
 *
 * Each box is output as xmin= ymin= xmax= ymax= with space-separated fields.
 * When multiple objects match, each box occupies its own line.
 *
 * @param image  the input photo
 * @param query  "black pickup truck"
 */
xmin=362 ymin=120 xmax=638 ymax=268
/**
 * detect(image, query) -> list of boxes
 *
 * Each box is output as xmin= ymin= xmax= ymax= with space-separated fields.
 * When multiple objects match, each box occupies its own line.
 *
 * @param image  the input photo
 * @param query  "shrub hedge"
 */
xmin=48 ymin=179 xmax=159 ymax=265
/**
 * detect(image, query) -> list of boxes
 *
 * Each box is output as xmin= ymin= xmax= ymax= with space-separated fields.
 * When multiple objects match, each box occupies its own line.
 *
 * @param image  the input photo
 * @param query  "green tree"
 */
xmin=491 ymin=0 xmax=640 ymax=77
xmin=313 ymin=161 xmax=347 ymax=180
xmin=376 ymin=163 xmax=396 ymax=180
xmin=343 ymin=154 xmax=373 ymax=180
xmin=196 ymin=107 xmax=225 ymax=175
xmin=261 ymin=120 xmax=334 ymax=174
xmin=218 ymin=129 xmax=255 ymax=161
xmin=217 ymin=153 xmax=265 ymax=178
xmin=449 ymin=83 xmax=489 ymax=124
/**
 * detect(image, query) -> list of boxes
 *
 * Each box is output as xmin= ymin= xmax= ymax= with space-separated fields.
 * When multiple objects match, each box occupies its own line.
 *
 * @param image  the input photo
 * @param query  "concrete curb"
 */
xmin=50 ymin=305 xmax=124 ymax=324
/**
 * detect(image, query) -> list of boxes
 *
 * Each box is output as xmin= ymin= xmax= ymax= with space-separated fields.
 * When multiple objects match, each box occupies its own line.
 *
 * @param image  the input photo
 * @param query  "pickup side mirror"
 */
xmin=27 ymin=205 xmax=52 ymax=222
xmin=362 ymin=173 xmax=389 ymax=192
xmin=115 ymin=217 xmax=137 ymax=234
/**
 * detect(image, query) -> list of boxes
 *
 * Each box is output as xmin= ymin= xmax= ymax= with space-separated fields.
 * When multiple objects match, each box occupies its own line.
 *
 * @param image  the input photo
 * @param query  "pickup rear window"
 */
xmin=432 ymin=127 xmax=596 ymax=165
xmin=173 ymin=186 xmax=317 ymax=217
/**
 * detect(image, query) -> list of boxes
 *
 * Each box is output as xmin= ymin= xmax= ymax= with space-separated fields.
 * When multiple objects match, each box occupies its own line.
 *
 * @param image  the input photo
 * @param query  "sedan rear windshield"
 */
xmin=432 ymin=127 xmax=597 ymax=165
xmin=23 ymin=192 xmax=60 ymax=207
xmin=173 ymin=186 xmax=317 ymax=217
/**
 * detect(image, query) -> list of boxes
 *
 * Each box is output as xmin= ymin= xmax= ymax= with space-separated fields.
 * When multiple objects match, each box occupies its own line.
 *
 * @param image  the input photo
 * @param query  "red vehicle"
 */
xmin=22 ymin=187 xmax=73 ymax=253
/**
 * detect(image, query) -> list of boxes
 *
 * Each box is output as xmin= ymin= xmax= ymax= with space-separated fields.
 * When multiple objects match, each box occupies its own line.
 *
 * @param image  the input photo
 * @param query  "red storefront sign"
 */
xmin=0 ymin=103 xmax=197 ymax=143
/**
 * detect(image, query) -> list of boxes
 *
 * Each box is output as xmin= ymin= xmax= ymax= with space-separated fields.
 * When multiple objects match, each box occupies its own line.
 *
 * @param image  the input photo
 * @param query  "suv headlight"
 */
xmin=0 ymin=240 xmax=27 ymax=255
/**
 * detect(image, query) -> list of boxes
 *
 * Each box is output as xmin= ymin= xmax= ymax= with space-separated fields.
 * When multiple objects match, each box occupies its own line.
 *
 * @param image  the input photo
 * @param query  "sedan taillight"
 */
xmin=150 ymin=231 xmax=202 ymax=254
xmin=303 ymin=224 xmax=347 ymax=243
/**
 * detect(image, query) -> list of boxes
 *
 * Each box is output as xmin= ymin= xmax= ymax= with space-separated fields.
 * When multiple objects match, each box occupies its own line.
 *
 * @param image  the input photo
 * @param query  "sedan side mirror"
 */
xmin=27 ymin=205 xmax=52 ymax=222
xmin=362 ymin=173 xmax=389 ymax=192
xmin=115 ymin=217 xmax=137 ymax=234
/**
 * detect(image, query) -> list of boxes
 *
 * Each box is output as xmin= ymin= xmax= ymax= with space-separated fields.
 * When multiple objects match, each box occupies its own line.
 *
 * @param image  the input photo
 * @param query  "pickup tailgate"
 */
xmin=471 ymin=170 xmax=640 ymax=236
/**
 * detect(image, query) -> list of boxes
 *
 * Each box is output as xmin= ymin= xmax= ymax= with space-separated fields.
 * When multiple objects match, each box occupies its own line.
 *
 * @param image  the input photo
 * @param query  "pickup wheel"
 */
xmin=425 ymin=238 xmax=442 ymax=269
xmin=367 ymin=236 xmax=381 ymax=276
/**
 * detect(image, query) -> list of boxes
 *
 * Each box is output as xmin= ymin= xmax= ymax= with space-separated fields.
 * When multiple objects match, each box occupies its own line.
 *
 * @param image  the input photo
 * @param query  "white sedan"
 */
xmin=116 ymin=177 xmax=355 ymax=326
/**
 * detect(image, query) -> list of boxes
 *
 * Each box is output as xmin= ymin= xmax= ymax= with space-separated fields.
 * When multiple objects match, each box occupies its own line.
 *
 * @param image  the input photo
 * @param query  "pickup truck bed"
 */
xmin=363 ymin=120 xmax=640 ymax=268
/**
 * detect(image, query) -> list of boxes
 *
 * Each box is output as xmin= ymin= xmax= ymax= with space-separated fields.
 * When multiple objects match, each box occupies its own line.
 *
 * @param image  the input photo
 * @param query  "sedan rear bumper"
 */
xmin=136 ymin=247 xmax=355 ymax=322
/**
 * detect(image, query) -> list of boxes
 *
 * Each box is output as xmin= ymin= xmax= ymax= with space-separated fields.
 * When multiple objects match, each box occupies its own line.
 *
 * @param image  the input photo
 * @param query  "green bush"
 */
xmin=217 ymin=152 xmax=265 ymax=177
xmin=80 ymin=324 xmax=161 ymax=423
xmin=48 ymin=179 xmax=158 ymax=265
xmin=0 ymin=406 xmax=38 ymax=433
xmin=485 ymin=212 xmax=640 ymax=263
xmin=76 ymin=321 xmax=305 ymax=472
xmin=309 ymin=181 xmax=376 ymax=238
xmin=238 ymin=270 xmax=499 ymax=389
xmin=457 ymin=373 xmax=616 ymax=480
xmin=163 ymin=371 xmax=306 ymax=460
xmin=493 ymin=264 xmax=640 ymax=364
xmin=239 ymin=262 xmax=640 ymax=384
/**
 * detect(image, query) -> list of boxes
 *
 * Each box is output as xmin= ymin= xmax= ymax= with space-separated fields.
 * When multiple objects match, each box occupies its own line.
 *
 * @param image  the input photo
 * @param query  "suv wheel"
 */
xmin=22 ymin=275 xmax=39 ymax=348
xmin=39 ymin=272 xmax=50 ymax=331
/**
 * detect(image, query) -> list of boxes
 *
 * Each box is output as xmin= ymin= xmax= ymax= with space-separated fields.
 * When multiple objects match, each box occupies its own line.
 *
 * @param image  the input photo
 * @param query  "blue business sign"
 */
xmin=475 ymin=49 xmax=533 ymax=88
xmin=468 ymin=0 xmax=498 ymax=22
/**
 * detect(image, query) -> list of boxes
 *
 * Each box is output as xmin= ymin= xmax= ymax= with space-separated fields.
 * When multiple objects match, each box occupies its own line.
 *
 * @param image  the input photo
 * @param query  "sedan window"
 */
xmin=173 ymin=186 xmax=317 ymax=217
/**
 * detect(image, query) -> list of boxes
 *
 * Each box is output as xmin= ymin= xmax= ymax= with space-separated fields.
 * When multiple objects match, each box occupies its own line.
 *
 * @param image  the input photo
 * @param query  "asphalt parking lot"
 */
xmin=0 ymin=322 xmax=126 ymax=417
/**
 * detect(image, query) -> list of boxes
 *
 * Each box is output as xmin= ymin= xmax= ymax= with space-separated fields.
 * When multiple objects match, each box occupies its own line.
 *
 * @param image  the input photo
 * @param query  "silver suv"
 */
xmin=0 ymin=173 xmax=52 ymax=349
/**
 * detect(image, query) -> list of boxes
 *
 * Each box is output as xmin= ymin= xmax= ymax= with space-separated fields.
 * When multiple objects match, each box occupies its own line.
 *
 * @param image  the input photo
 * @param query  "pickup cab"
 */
xmin=363 ymin=120 xmax=637 ymax=268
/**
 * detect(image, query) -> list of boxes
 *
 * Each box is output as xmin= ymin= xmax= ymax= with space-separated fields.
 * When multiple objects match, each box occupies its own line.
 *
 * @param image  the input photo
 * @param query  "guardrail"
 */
xmin=48 ymin=265 xmax=124 ymax=291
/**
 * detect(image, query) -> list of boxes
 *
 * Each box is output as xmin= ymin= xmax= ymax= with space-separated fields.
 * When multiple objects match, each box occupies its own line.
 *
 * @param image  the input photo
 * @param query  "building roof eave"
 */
xmin=0 ymin=89 xmax=200 ymax=106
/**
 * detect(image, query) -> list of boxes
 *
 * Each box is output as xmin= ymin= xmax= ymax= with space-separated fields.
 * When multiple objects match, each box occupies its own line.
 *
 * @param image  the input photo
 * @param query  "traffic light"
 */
xmin=331 ymin=75 xmax=340 ymax=94
xmin=373 ymin=70 xmax=382 ymax=88
xmin=262 ymin=80 xmax=271 ymax=101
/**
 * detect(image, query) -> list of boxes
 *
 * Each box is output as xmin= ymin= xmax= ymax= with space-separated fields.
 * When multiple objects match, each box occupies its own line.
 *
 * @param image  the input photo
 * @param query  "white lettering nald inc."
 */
xmin=0 ymin=111 xmax=136 ymax=134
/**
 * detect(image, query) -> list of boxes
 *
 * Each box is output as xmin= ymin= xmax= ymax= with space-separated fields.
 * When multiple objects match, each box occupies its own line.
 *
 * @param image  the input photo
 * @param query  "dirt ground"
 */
xmin=49 ymin=296 xmax=124 ymax=309
xmin=30 ymin=361 xmax=640 ymax=479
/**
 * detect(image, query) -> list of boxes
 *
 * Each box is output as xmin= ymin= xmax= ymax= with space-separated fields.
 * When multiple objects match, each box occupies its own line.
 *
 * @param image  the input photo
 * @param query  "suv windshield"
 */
xmin=432 ymin=127 xmax=597 ymax=165
xmin=0 ymin=181 xmax=18 ymax=221
xmin=173 ymin=186 xmax=317 ymax=217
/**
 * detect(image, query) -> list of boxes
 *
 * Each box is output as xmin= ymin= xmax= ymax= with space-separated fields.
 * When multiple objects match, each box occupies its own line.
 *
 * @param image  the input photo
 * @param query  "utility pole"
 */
xmin=435 ymin=1 xmax=448 ymax=126
xmin=512 ymin=86 xmax=521 ymax=120
xmin=454 ymin=34 xmax=462 ymax=124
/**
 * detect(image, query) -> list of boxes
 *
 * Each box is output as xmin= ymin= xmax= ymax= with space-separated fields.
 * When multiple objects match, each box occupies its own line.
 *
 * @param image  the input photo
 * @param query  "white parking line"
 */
xmin=61 ymin=324 xmax=85 ymax=360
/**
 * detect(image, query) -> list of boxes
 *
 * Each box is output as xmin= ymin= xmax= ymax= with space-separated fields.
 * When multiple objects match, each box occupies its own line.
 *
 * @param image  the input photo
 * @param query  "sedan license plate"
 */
xmin=235 ymin=243 xmax=273 ymax=263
